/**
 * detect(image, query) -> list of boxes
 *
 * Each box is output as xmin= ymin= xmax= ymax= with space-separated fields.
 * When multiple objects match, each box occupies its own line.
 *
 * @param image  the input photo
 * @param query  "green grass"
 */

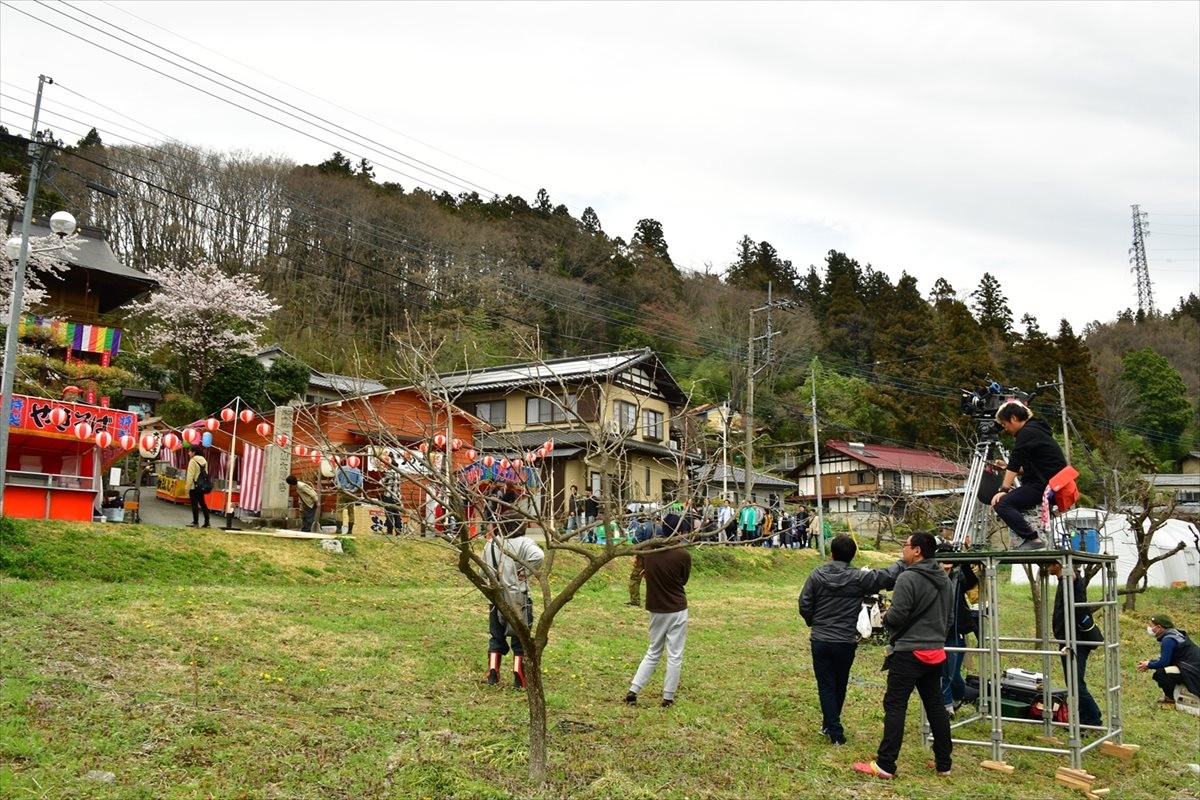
xmin=1 ymin=518 xmax=1198 ymax=799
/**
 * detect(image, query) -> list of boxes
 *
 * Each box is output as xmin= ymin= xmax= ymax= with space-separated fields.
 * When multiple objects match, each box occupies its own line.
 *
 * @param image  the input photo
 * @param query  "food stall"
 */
xmin=3 ymin=394 xmax=138 ymax=521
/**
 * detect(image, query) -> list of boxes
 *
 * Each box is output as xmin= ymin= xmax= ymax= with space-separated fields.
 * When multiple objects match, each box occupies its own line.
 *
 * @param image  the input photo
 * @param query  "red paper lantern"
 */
xmin=118 ymin=434 xmax=136 ymax=451
xmin=401 ymin=450 xmax=412 ymax=460
xmin=162 ymin=432 xmax=181 ymax=450
xmin=50 ymin=407 xmax=69 ymax=427
xmin=310 ymin=453 xmax=321 ymax=464
xmin=537 ymin=446 xmax=547 ymax=459
xmin=220 ymin=408 xmax=235 ymax=423
xmin=452 ymin=437 xmax=462 ymax=451
xmin=544 ymin=439 xmax=554 ymax=452
xmin=466 ymin=449 xmax=477 ymax=461
xmin=347 ymin=455 xmax=361 ymax=468
xmin=513 ymin=459 xmax=524 ymax=470
xmin=499 ymin=458 xmax=510 ymax=470
xmin=311 ymin=449 xmax=321 ymax=460
xmin=434 ymin=433 xmax=447 ymax=449
xmin=293 ymin=444 xmax=308 ymax=457
xmin=205 ymin=418 xmax=220 ymax=432
xmin=256 ymin=421 xmax=272 ymax=437
xmin=95 ymin=430 xmax=113 ymax=449
xmin=419 ymin=442 xmax=429 ymax=454
xmin=331 ymin=454 xmax=342 ymax=465
xmin=140 ymin=433 xmax=157 ymax=452
xmin=275 ymin=433 xmax=289 ymax=448
xmin=240 ymin=409 xmax=256 ymax=424
xmin=483 ymin=454 xmax=494 ymax=468
xmin=183 ymin=427 xmax=200 ymax=445
xmin=73 ymin=422 xmax=93 ymax=440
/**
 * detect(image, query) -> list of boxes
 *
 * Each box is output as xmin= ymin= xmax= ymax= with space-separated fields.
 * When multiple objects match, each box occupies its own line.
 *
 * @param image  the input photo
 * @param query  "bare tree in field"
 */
xmin=1121 ymin=478 xmax=1191 ymax=611
xmin=291 ymin=329 xmax=708 ymax=784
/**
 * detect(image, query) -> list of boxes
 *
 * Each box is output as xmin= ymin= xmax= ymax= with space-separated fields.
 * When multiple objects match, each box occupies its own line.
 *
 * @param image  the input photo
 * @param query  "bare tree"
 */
xmin=1121 ymin=478 xmax=1188 ymax=611
xmin=290 ymin=329 xmax=708 ymax=784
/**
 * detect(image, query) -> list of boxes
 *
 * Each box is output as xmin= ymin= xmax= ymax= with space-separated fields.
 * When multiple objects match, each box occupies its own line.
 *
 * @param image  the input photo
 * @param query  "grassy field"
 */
xmin=1 ymin=519 xmax=1197 ymax=799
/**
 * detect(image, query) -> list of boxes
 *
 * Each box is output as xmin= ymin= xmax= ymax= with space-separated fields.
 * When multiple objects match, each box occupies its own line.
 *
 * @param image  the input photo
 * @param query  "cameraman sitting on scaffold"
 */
xmin=990 ymin=399 xmax=1065 ymax=551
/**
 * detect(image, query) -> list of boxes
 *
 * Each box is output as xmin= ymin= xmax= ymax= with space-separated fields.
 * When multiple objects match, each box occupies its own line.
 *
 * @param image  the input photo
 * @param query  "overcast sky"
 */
xmin=1 ymin=1 xmax=1197 ymax=332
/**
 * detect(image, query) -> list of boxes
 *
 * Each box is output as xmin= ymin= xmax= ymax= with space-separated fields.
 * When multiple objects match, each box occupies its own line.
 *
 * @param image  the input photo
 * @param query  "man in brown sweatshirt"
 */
xmin=624 ymin=507 xmax=692 ymax=708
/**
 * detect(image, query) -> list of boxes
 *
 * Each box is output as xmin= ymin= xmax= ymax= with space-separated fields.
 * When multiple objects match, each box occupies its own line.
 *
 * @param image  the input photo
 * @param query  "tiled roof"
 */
xmin=821 ymin=440 xmax=966 ymax=476
xmin=435 ymin=348 xmax=688 ymax=405
xmin=694 ymin=464 xmax=794 ymax=488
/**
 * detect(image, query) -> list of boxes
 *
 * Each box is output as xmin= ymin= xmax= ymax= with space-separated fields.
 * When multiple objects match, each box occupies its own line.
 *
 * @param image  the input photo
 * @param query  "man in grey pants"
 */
xmin=624 ymin=511 xmax=692 ymax=708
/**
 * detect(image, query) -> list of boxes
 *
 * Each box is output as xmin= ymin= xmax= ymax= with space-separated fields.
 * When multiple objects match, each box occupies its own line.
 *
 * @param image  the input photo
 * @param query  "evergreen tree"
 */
xmin=1120 ymin=348 xmax=1192 ymax=462
xmin=726 ymin=237 xmax=798 ymax=293
xmin=970 ymin=272 xmax=1014 ymax=336
xmin=580 ymin=207 xmax=603 ymax=234
xmin=631 ymin=218 xmax=672 ymax=265
xmin=1053 ymin=320 xmax=1105 ymax=445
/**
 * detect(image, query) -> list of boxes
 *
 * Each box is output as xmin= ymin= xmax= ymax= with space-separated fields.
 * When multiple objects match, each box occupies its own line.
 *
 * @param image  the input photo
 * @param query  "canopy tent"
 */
xmin=1010 ymin=508 xmax=1200 ymax=588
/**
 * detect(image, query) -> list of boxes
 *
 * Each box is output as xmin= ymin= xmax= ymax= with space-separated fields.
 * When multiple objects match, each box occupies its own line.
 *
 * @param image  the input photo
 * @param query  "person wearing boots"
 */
xmin=1138 ymin=614 xmax=1200 ymax=704
xmin=482 ymin=487 xmax=544 ymax=688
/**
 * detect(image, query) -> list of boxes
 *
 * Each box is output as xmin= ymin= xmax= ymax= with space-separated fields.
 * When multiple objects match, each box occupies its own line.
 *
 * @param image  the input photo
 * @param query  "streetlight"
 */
xmin=0 ymin=75 xmax=75 ymax=517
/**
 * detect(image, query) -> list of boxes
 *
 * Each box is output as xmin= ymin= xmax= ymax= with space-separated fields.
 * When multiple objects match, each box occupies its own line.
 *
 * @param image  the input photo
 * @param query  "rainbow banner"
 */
xmin=17 ymin=315 xmax=122 ymax=356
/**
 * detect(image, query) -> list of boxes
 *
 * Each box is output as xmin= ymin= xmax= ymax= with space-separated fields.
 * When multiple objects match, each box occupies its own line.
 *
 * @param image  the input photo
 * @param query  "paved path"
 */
xmin=115 ymin=489 xmax=350 ymax=540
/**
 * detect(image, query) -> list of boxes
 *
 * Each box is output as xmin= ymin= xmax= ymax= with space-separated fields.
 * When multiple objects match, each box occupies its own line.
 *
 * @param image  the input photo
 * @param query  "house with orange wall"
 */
xmin=284 ymin=387 xmax=487 ymax=520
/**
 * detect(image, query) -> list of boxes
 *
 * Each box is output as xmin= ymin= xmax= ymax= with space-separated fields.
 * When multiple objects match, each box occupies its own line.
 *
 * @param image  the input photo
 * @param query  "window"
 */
xmin=474 ymin=400 xmax=506 ymax=428
xmin=642 ymin=409 xmax=664 ymax=441
xmin=851 ymin=470 xmax=874 ymax=486
xmin=526 ymin=394 xmax=577 ymax=425
xmin=613 ymin=400 xmax=637 ymax=433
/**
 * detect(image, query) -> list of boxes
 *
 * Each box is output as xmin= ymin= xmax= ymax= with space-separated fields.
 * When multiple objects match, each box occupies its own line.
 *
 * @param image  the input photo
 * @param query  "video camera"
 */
xmin=960 ymin=380 xmax=1033 ymax=437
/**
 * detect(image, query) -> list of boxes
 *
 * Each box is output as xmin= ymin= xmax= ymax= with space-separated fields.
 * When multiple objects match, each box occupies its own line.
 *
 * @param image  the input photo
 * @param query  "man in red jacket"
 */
xmin=624 ymin=508 xmax=692 ymax=708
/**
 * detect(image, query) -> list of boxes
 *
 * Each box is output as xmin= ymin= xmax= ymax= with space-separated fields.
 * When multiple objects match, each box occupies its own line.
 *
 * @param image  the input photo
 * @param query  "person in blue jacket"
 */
xmin=1138 ymin=614 xmax=1200 ymax=703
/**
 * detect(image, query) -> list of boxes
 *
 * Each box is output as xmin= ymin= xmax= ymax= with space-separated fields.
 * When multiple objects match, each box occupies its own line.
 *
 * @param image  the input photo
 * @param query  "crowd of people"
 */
xmin=479 ymin=497 xmax=1193 ymax=782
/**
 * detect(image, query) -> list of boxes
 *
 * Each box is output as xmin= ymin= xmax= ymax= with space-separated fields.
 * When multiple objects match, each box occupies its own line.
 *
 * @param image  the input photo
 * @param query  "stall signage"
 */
xmin=457 ymin=460 xmax=541 ymax=489
xmin=8 ymin=394 xmax=138 ymax=439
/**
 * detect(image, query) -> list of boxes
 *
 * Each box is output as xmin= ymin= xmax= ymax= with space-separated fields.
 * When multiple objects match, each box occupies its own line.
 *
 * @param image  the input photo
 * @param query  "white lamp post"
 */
xmin=0 ymin=75 xmax=76 ymax=517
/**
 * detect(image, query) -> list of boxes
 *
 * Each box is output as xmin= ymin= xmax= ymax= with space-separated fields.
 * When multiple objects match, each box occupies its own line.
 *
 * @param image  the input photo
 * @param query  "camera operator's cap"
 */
xmin=1150 ymin=614 xmax=1174 ymax=628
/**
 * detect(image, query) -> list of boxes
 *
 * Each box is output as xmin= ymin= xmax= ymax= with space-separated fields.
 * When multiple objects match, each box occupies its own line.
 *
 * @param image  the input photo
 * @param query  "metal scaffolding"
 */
xmin=928 ymin=549 xmax=1123 ymax=769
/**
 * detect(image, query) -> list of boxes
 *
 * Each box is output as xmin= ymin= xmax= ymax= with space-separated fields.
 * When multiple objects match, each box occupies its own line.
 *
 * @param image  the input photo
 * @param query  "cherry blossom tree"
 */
xmin=0 ymin=172 xmax=80 ymax=317
xmin=135 ymin=260 xmax=279 ymax=399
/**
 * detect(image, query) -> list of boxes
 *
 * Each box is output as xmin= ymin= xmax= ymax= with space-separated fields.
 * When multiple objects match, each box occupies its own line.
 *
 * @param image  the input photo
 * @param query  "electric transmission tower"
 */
xmin=1129 ymin=204 xmax=1155 ymax=317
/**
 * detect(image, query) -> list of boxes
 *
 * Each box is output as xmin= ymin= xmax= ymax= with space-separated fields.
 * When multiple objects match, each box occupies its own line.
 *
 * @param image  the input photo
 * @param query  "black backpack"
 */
xmin=195 ymin=465 xmax=212 ymax=493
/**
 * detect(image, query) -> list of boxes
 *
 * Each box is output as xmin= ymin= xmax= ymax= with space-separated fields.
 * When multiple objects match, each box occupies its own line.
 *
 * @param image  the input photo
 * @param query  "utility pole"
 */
xmin=743 ymin=284 xmax=792 ymax=502
xmin=1057 ymin=365 xmax=1070 ymax=463
xmin=720 ymin=399 xmax=730 ymax=501
xmin=0 ymin=76 xmax=52 ymax=517
xmin=1129 ymin=204 xmax=1155 ymax=318
xmin=811 ymin=360 xmax=825 ymax=558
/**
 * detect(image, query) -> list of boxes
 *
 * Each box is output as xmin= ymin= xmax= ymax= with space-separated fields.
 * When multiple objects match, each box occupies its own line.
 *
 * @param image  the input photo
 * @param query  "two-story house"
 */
xmin=435 ymin=348 xmax=693 ymax=521
xmin=790 ymin=439 xmax=966 ymax=514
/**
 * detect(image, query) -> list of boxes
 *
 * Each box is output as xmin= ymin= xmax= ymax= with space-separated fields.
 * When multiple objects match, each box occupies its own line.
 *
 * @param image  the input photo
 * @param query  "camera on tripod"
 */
xmin=960 ymin=380 xmax=1031 ymax=436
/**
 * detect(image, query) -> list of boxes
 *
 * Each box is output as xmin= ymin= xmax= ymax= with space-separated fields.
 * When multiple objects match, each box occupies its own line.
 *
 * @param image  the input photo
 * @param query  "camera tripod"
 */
xmin=949 ymin=431 xmax=1010 ymax=550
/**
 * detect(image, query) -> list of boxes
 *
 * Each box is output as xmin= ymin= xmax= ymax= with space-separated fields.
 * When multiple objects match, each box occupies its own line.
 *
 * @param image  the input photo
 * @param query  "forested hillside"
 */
xmin=5 ymin=131 xmax=1199 ymax=481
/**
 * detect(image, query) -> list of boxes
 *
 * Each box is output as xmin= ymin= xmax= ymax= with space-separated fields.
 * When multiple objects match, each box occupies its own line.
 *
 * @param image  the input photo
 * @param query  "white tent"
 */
xmin=1009 ymin=508 xmax=1200 ymax=588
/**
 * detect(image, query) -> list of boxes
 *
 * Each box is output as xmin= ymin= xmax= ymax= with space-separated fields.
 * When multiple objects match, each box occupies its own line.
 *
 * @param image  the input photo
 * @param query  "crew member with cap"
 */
xmin=1137 ymin=614 xmax=1200 ymax=704
xmin=989 ymin=400 xmax=1067 ymax=551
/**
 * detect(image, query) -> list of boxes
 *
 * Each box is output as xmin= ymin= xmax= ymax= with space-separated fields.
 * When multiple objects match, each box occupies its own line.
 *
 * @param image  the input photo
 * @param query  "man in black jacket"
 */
xmin=799 ymin=534 xmax=904 ymax=745
xmin=990 ymin=400 xmax=1067 ymax=551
